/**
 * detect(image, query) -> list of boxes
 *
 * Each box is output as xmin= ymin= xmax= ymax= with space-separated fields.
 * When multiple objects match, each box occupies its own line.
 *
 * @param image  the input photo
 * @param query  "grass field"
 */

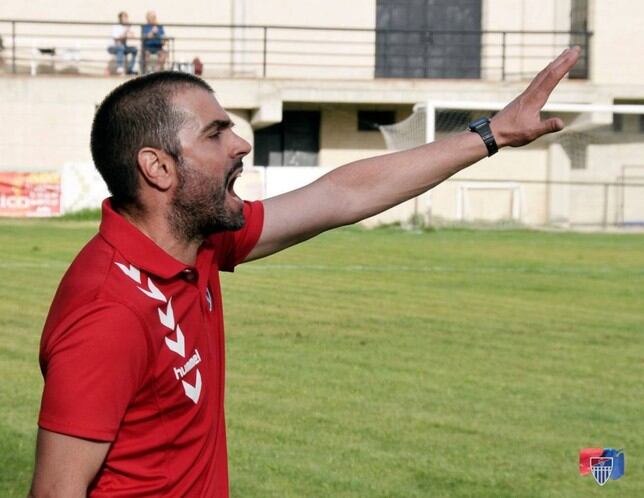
xmin=0 ymin=219 xmax=642 ymax=497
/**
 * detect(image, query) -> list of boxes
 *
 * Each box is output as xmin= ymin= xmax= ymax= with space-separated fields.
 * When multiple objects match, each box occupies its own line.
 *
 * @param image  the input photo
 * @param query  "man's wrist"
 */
xmin=489 ymin=119 xmax=508 ymax=149
xmin=468 ymin=118 xmax=499 ymax=156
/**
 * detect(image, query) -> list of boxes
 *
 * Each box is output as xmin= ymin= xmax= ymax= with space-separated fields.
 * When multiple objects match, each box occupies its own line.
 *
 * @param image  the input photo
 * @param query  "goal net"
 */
xmin=379 ymin=101 xmax=644 ymax=229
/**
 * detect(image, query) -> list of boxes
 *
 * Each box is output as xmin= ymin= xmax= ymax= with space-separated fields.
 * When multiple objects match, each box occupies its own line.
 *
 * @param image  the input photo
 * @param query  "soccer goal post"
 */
xmin=379 ymin=100 xmax=644 ymax=228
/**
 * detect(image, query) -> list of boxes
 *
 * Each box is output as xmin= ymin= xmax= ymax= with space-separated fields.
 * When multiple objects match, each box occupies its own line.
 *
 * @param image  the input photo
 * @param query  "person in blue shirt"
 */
xmin=142 ymin=11 xmax=167 ymax=73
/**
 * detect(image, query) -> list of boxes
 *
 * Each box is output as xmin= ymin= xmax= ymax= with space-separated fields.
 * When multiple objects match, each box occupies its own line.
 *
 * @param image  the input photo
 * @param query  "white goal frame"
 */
xmin=421 ymin=100 xmax=644 ymax=144
xmin=456 ymin=182 xmax=522 ymax=222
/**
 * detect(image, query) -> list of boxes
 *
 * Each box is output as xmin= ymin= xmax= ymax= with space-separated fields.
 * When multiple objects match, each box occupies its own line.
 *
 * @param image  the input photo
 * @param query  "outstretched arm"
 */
xmin=245 ymin=47 xmax=580 ymax=262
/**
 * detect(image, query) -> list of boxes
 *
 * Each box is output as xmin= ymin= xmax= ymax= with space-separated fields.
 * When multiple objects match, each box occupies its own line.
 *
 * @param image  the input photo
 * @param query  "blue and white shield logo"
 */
xmin=591 ymin=456 xmax=613 ymax=486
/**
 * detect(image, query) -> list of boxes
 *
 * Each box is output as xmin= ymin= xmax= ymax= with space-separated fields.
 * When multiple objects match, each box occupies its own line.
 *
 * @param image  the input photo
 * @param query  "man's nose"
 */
xmin=231 ymin=132 xmax=252 ymax=158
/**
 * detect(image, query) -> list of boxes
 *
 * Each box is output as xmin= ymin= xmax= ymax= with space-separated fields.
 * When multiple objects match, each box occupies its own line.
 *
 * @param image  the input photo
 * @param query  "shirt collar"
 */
xmin=99 ymin=198 xmax=211 ymax=279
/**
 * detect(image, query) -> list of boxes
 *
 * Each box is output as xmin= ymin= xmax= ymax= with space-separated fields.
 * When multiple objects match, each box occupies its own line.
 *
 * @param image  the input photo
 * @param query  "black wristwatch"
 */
xmin=468 ymin=117 xmax=498 ymax=157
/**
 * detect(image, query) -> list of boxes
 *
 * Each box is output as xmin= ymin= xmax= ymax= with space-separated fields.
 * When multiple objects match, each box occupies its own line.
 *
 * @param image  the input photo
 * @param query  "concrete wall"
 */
xmin=0 ymin=77 xmax=110 ymax=170
xmin=482 ymin=0 xmax=573 ymax=80
xmin=591 ymin=0 xmax=644 ymax=86
xmin=572 ymin=139 xmax=644 ymax=225
xmin=430 ymin=145 xmax=549 ymax=225
xmin=0 ymin=0 xmax=232 ymax=24
xmin=0 ymin=75 xmax=588 ymax=171
xmin=0 ymin=0 xmax=375 ymax=26
xmin=318 ymin=105 xmax=406 ymax=167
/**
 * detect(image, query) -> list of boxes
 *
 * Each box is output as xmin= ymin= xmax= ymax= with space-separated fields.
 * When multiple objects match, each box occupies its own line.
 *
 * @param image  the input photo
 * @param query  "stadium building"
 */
xmin=1 ymin=0 xmax=643 ymax=227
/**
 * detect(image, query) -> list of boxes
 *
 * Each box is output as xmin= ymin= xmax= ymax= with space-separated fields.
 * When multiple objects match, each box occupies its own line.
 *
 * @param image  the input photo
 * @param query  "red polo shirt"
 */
xmin=39 ymin=198 xmax=264 ymax=497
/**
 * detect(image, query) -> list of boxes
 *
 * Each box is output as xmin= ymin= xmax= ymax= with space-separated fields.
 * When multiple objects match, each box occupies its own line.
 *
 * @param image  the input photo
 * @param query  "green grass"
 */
xmin=59 ymin=208 xmax=101 ymax=221
xmin=1 ymin=219 xmax=642 ymax=497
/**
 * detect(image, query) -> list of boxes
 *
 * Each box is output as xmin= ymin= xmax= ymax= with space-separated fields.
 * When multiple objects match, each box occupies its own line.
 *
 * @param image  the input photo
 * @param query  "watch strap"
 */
xmin=468 ymin=117 xmax=498 ymax=157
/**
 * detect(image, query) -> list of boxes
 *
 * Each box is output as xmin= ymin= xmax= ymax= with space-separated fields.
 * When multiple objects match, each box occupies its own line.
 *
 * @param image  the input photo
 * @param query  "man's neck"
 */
xmin=119 ymin=208 xmax=201 ymax=266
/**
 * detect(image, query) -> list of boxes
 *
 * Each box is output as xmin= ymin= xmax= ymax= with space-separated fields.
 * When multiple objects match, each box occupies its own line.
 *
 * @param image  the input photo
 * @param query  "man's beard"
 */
xmin=168 ymin=156 xmax=245 ymax=242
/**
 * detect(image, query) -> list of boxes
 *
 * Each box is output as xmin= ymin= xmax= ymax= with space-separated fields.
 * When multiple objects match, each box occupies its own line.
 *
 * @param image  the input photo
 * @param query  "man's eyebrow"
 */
xmin=201 ymin=119 xmax=234 ymax=135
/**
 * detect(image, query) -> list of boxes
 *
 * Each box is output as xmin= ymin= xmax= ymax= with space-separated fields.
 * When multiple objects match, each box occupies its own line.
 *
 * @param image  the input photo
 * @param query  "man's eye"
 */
xmin=209 ymin=133 xmax=220 ymax=140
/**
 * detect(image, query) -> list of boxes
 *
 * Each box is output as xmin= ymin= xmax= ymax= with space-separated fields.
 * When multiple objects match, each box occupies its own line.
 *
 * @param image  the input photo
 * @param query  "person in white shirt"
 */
xmin=107 ymin=11 xmax=138 ymax=75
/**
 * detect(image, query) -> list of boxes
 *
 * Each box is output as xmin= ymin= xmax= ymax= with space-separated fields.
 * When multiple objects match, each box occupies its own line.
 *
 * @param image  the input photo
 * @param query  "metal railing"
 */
xmin=0 ymin=19 xmax=591 ymax=80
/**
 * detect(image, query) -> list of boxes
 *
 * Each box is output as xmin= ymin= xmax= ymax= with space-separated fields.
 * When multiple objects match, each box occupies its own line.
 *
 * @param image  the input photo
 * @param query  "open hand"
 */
xmin=491 ymin=46 xmax=581 ymax=148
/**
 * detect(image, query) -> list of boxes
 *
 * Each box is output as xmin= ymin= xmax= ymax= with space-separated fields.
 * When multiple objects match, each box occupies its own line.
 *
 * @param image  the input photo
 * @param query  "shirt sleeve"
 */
xmin=38 ymin=301 xmax=150 ymax=442
xmin=211 ymin=200 xmax=264 ymax=272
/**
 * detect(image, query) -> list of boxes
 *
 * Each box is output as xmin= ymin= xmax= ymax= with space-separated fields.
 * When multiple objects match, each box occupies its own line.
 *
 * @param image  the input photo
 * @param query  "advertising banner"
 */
xmin=0 ymin=171 xmax=61 ymax=217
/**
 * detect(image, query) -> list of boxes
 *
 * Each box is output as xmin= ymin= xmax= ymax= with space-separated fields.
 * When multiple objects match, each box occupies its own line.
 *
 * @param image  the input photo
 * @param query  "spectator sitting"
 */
xmin=142 ymin=11 xmax=167 ymax=73
xmin=107 ymin=11 xmax=138 ymax=75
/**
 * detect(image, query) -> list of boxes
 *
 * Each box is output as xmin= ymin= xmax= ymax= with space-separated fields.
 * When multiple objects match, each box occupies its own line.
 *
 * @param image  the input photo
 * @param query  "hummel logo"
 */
xmin=165 ymin=324 xmax=186 ymax=358
xmin=182 ymin=370 xmax=202 ymax=404
xmin=174 ymin=349 xmax=201 ymax=380
xmin=115 ymin=262 xmax=141 ymax=284
xmin=115 ymin=262 xmax=204 ymax=404
xmin=138 ymin=277 xmax=166 ymax=302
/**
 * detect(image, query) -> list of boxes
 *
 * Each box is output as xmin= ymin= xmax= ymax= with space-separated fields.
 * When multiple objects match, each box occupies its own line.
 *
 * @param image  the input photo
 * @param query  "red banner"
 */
xmin=0 ymin=171 xmax=61 ymax=217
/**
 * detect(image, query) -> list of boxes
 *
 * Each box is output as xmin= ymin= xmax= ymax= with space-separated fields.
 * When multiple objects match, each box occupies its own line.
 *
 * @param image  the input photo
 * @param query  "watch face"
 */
xmin=471 ymin=118 xmax=489 ymax=129
xmin=469 ymin=117 xmax=497 ymax=156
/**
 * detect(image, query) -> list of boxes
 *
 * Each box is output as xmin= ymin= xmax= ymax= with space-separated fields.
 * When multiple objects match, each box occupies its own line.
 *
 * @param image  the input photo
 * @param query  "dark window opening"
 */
xmin=358 ymin=110 xmax=396 ymax=131
xmin=612 ymin=113 xmax=644 ymax=134
xmin=254 ymin=110 xmax=320 ymax=166
xmin=375 ymin=0 xmax=482 ymax=79
xmin=613 ymin=113 xmax=623 ymax=133
xmin=569 ymin=0 xmax=589 ymax=79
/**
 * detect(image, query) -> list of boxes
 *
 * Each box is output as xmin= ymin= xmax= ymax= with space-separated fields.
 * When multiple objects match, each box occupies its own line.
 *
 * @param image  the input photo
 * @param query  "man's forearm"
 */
xmin=248 ymin=130 xmax=490 ymax=261
xmin=319 ymin=129 xmax=489 ymax=227
xmin=248 ymin=47 xmax=580 ymax=262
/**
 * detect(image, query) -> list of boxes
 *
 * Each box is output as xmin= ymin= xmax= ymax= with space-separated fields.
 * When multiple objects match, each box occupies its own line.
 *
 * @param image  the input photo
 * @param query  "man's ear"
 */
xmin=136 ymin=147 xmax=176 ymax=191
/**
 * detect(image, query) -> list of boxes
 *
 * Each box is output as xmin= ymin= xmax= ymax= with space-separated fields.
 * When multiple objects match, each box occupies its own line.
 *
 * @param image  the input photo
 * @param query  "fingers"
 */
xmin=523 ymin=52 xmax=562 ymax=94
xmin=540 ymin=47 xmax=580 ymax=86
xmin=524 ymin=47 xmax=581 ymax=107
xmin=539 ymin=47 xmax=581 ymax=94
xmin=536 ymin=117 xmax=565 ymax=138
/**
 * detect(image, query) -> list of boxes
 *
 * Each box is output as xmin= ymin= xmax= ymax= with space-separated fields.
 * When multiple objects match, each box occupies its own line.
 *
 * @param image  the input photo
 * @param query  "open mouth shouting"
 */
xmin=225 ymin=162 xmax=244 ymax=206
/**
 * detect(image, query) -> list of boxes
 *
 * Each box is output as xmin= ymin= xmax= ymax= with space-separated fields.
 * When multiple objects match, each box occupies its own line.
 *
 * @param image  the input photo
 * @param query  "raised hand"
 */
xmin=491 ymin=46 xmax=581 ymax=148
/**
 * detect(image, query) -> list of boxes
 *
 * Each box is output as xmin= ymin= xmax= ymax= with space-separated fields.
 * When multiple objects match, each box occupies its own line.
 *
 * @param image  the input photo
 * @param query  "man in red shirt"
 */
xmin=30 ymin=48 xmax=580 ymax=496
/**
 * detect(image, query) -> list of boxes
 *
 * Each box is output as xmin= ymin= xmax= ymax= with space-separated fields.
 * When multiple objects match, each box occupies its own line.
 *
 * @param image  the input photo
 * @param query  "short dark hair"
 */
xmin=90 ymin=71 xmax=213 ymax=210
